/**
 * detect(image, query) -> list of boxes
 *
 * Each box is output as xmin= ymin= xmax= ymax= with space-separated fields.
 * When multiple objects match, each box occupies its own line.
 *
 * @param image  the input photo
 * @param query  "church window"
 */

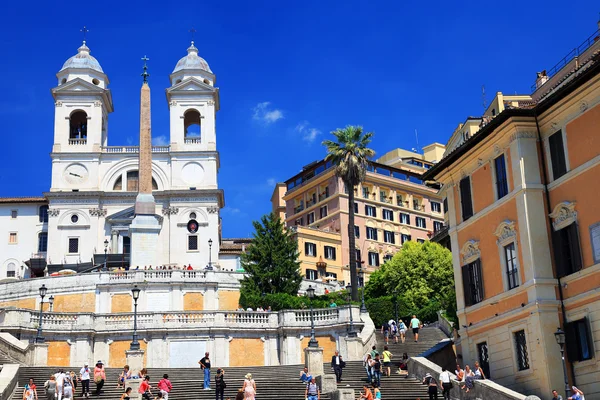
xmin=188 ymin=235 xmax=198 ymax=251
xmin=68 ymin=238 xmax=79 ymax=254
xmin=38 ymin=232 xmax=48 ymax=252
xmin=189 ymin=212 xmax=197 ymax=220
xmin=184 ymin=110 xmax=201 ymax=138
xmin=113 ymin=176 xmax=123 ymax=191
xmin=60 ymin=78 xmax=67 ymax=85
xmin=203 ymin=79 xmax=210 ymax=85
xmin=175 ymin=79 xmax=182 ymax=84
xmin=71 ymin=214 xmax=79 ymax=224
xmin=127 ymin=171 xmax=139 ymax=191
xmin=92 ymin=78 xmax=100 ymax=85
xmin=8 ymin=232 xmax=17 ymax=244
xmin=69 ymin=111 xmax=88 ymax=140
xmin=152 ymin=178 xmax=158 ymax=191
xmin=39 ymin=206 xmax=48 ymax=223
xmin=6 ymin=262 xmax=16 ymax=278
xmin=10 ymin=210 xmax=17 ymax=219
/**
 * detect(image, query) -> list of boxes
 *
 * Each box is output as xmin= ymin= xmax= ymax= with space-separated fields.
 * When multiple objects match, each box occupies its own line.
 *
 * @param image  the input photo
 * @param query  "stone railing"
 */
xmin=436 ymin=310 xmax=454 ymax=338
xmin=1 ymin=307 xmax=361 ymax=334
xmin=0 ymin=364 xmax=20 ymax=400
xmin=184 ymin=137 xmax=201 ymax=144
xmin=102 ymin=146 xmax=170 ymax=154
xmin=0 ymin=333 xmax=29 ymax=365
xmin=68 ymin=138 xmax=86 ymax=145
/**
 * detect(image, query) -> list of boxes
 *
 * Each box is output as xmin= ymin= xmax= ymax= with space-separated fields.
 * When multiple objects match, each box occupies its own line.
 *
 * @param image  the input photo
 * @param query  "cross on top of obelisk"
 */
xmin=141 ymin=55 xmax=150 ymax=83
xmin=189 ymin=27 xmax=197 ymax=42
xmin=80 ymin=26 xmax=89 ymax=43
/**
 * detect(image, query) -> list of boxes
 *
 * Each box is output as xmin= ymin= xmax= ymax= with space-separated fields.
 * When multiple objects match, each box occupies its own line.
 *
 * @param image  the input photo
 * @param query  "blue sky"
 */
xmin=0 ymin=1 xmax=597 ymax=237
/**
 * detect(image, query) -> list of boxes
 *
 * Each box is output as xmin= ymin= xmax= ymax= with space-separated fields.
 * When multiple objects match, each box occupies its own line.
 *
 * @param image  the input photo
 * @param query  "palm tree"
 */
xmin=322 ymin=126 xmax=375 ymax=300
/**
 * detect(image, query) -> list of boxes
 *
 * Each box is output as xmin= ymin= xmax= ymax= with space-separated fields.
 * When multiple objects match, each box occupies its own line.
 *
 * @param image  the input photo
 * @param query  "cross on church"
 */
xmin=80 ymin=26 xmax=89 ymax=42
xmin=141 ymin=55 xmax=150 ymax=82
xmin=189 ymin=27 xmax=197 ymax=42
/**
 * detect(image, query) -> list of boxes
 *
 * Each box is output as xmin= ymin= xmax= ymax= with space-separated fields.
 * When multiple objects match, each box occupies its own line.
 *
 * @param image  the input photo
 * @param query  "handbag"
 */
xmin=94 ymin=375 xmax=102 ymax=384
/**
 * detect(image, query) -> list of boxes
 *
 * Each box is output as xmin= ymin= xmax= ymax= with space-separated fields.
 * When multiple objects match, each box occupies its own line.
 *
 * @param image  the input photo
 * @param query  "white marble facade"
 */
xmin=0 ymin=40 xmax=224 ymax=275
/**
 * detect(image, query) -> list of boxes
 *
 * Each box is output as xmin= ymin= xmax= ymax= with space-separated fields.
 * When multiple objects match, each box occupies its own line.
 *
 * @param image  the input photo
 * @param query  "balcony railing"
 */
xmin=68 ymin=138 xmax=87 ymax=145
xmin=294 ymin=205 xmax=305 ymax=214
xmin=102 ymin=146 xmax=170 ymax=154
xmin=318 ymin=193 xmax=329 ymax=202
xmin=184 ymin=137 xmax=201 ymax=144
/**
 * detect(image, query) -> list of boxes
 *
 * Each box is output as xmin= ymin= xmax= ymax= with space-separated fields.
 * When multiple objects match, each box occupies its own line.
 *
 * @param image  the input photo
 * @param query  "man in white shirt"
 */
xmin=79 ymin=363 xmax=91 ymax=398
xmin=439 ymin=367 xmax=452 ymax=400
xmin=55 ymin=370 xmax=65 ymax=400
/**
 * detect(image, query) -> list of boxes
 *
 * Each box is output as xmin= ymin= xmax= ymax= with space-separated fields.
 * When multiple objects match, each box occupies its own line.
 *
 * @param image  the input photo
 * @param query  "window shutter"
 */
xmin=332 ymin=248 xmax=336 ymax=260
xmin=460 ymin=177 xmax=473 ymax=220
xmin=552 ymin=229 xmax=567 ymax=278
xmin=567 ymin=224 xmax=583 ymax=273
xmin=475 ymin=259 xmax=485 ymax=301
xmin=462 ymin=265 xmax=472 ymax=307
xmin=583 ymin=317 xmax=595 ymax=359
xmin=305 ymin=242 xmax=309 ymax=255
xmin=564 ymin=321 xmax=579 ymax=362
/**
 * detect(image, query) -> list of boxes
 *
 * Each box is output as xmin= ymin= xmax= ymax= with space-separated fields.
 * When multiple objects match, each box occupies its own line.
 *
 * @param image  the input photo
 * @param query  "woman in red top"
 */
xmin=138 ymin=376 xmax=152 ymax=400
xmin=93 ymin=361 xmax=106 ymax=396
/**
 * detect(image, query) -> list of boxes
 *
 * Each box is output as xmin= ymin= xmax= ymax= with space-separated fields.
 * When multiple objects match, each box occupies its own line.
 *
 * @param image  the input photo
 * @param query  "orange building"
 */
xmin=424 ymin=23 xmax=600 ymax=398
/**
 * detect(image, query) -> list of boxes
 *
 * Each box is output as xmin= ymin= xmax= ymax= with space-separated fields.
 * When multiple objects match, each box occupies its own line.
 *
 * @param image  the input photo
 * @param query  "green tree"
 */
xmin=240 ymin=213 xmax=303 ymax=300
xmin=322 ymin=126 xmax=375 ymax=300
xmin=365 ymin=241 xmax=455 ymax=321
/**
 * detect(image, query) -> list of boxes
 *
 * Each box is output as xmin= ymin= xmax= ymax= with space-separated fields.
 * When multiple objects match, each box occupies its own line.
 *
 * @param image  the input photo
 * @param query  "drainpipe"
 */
xmin=533 ymin=111 xmax=576 ymax=387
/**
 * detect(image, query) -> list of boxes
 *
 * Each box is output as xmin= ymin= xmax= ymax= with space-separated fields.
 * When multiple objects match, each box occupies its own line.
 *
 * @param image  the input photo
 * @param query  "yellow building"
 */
xmin=290 ymin=225 xmax=343 ymax=284
xmin=424 ymin=22 xmax=600 ymax=398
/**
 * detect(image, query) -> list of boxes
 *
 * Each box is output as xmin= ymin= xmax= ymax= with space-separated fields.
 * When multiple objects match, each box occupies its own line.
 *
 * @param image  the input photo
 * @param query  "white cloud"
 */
xmin=222 ymin=207 xmax=241 ymax=215
xmin=252 ymin=102 xmax=284 ymax=124
xmin=295 ymin=121 xmax=322 ymax=143
xmin=266 ymin=178 xmax=276 ymax=187
xmin=152 ymin=135 xmax=169 ymax=146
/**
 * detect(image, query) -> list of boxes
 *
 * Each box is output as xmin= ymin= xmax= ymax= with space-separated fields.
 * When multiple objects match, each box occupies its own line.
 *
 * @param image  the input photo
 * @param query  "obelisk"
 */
xmin=129 ymin=56 xmax=161 ymax=268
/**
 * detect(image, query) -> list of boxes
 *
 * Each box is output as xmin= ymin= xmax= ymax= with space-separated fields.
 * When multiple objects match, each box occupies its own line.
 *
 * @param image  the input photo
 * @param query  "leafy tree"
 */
xmin=240 ymin=213 xmax=303 ymax=299
xmin=322 ymin=126 xmax=375 ymax=300
xmin=365 ymin=241 xmax=455 ymax=320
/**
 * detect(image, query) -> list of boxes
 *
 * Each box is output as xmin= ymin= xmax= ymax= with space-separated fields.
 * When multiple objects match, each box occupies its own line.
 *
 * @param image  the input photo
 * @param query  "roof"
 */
xmin=173 ymin=42 xmax=212 ymax=74
xmin=60 ymin=42 xmax=103 ymax=73
xmin=423 ymin=52 xmax=600 ymax=182
xmin=219 ymin=238 xmax=252 ymax=255
xmin=0 ymin=196 xmax=47 ymax=204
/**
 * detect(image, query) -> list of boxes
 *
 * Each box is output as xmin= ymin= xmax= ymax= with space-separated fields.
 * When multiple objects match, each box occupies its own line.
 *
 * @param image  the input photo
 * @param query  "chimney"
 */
xmin=535 ymin=70 xmax=549 ymax=90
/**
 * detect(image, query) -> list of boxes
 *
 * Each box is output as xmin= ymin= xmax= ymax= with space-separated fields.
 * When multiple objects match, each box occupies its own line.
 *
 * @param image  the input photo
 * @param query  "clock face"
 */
xmin=63 ymin=163 xmax=89 ymax=185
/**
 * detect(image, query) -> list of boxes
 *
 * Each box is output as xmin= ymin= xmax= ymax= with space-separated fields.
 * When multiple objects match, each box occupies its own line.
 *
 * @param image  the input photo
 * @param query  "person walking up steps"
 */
xmin=157 ymin=374 xmax=172 ymax=400
xmin=199 ymin=352 xmax=212 ymax=390
xmin=139 ymin=376 xmax=153 ymax=400
xmin=381 ymin=321 xmax=390 ymax=345
xmin=439 ymin=367 xmax=452 ymax=400
xmin=410 ymin=315 xmax=422 ymax=342
xmin=398 ymin=320 xmax=407 ymax=343
xmin=215 ymin=369 xmax=226 ymax=400
xmin=44 ymin=376 xmax=56 ymax=400
xmin=382 ymin=346 xmax=393 ymax=377
xmin=243 ymin=373 xmax=256 ymax=400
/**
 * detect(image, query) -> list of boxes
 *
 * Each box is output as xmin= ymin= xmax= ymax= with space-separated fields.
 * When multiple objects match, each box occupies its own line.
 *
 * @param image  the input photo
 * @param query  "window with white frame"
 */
xmin=365 ymin=205 xmax=377 ymax=217
xmin=305 ymin=242 xmax=317 ymax=257
xmin=431 ymin=201 xmax=441 ymax=213
xmin=433 ymin=221 xmax=444 ymax=232
xmin=366 ymin=227 xmax=378 ymax=241
xmin=504 ymin=243 xmax=519 ymax=289
xmin=417 ymin=238 xmax=425 ymax=244
xmin=6 ymin=262 xmax=16 ymax=278
xmin=319 ymin=206 xmax=328 ymax=219
xmin=8 ymin=232 xmax=17 ymax=244
xmin=353 ymin=225 xmax=360 ymax=238
xmin=368 ymin=252 xmax=380 ymax=267
xmin=495 ymin=220 xmax=519 ymax=291
xmin=401 ymin=234 xmax=411 ymax=244
xmin=306 ymin=269 xmax=318 ymax=280
xmin=324 ymin=246 xmax=336 ymax=260
xmin=384 ymin=230 xmax=395 ymax=244
xmin=415 ymin=217 xmax=426 ymax=228
xmin=307 ymin=212 xmax=315 ymax=224
xmin=382 ymin=209 xmax=394 ymax=221
xmin=400 ymin=213 xmax=410 ymax=225
xmin=513 ymin=330 xmax=530 ymax=371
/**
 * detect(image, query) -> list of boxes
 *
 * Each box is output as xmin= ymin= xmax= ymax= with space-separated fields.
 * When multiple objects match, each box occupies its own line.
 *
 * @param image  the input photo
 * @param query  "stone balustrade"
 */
xmin=0 ymin=307 xmax=361 ymax=334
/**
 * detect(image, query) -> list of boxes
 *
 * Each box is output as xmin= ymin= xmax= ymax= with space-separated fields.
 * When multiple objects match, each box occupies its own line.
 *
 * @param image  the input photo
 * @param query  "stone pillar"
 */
xmin=317 ymin=374 xmax=337 ymax=394
xmin=344 ymin=336 xmax=363 ymax=361
xmin=304 ymin=347 xmax=324 ymax=376
xmin=126 ymin=349 xmax=145 ymax=376
xmin=31 ymin=343 xmax=48 ymax=366
xmin=330 ymin=388 xmax=355 ymax=400
xmin=126 ymin=378 xmax=142 ymax=400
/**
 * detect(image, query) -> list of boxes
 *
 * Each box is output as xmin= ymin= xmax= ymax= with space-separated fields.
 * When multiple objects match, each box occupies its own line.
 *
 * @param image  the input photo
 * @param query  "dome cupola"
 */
xmin=60 ymin=42 xmax=104 ymax=73
xmin=172 ymin=41 xmax=212 ymax=74
xmin=56 ymin=41 xmax=108 ymax=88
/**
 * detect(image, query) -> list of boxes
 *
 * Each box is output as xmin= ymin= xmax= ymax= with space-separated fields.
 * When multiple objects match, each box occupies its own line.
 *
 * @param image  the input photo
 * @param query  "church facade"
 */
xmin=0 ymin=40 xmax=225 ymax=278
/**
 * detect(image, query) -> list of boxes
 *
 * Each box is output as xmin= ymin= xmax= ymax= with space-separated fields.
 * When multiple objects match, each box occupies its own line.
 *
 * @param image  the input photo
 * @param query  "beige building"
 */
xmin=425 ymin=21 xmax=600 ymax=398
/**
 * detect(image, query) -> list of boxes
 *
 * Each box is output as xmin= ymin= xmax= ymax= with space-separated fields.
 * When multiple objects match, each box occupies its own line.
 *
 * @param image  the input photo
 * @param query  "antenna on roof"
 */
xmin=482 ymin=85 xmax=487 ymax=111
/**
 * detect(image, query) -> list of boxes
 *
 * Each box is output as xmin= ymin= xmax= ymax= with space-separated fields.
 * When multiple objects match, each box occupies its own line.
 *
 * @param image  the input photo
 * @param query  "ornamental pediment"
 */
xmin=494 ymin=220 xmax=517 ymax=245
xmin=52 ymin=78 xmax=106 ymax=94
xmin=460 ymin=240 xmax=480 ymax=264
xmin=167 ymin=77 xmax=217 ymax=94
xmin=549 ymin=201 xmax=577 ymax=231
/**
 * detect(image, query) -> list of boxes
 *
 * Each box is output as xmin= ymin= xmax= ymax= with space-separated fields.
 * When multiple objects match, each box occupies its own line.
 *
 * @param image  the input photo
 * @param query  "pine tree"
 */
xmin=240 ymin=212 xmax=303 ymax=297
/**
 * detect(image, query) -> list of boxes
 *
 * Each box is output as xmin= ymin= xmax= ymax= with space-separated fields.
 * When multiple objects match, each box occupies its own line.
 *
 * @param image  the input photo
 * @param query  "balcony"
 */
xmin=102 ymin=146 xmax=170 ymax=154
xmin=68 ymin=138 xmax=87 ymax=145
xmin=318 ymin=193 xmax=329 ymax=202
xmin=294 ymin=205 xmax=305 ymax=214
xmin=184 ymin=137 xmax=201 ymax=144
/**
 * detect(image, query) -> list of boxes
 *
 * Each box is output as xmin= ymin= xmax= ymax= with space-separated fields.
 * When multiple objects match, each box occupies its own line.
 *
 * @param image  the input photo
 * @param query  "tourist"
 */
xmin=568 ymin=387 xmax=584 ymax=400
xmin=331 ymin=350 xmax=345 ymax=383
xmin=93 ymin=361 xmax=106 ymax=396
xmin=460 ymin=365 xmax=475 ymax=393
xmin=372 ymin=354 xmax=382 ymax=387
xmin=398 ymin=320 xmax=407 ymax=343
xmin=358 ymin=384 xmax=373 ymax=400
xmin=235 ymin=389 xmax=244 ymax=400
xmin=382 ymin=346 xmax=393 ymax=377
xmin=329 ymin=300 xmax=337 ymax=308
xmin=63 ymin=373 xmax=74 ymax=400
xmin=552 ymin=390 xmax=563 ymax=400
xmin=157 ymin=374 xmax=172 ymax=400
xmin=44 ymin=375 xmax=56 ymax=400
xmin=410 ymin=315 xmax=421 ymax=342
xmin=381 ymin=321 xmax=390 ymax=345
xmin=155 ymin=393 xmax=163 ymax=399
xmin=139 ymin=368 xmax=148 ymax=379
xmin=215 ymin=369 xmax=226 ymax=400
xmin=305 ymin=377 xmax=320 ymax=400
xmin=422 ymin=373 xmax=438 ymax=400
xmin=139 ymin=375 xmax=152 ymax=400
xmin=243 ymin=373 xmax=256 ymax=400
xmin=80 ymin=362 xmax=91 ymax=398
xmin=24 ymin=378 xmax=37 ymax=400
xmin=299 ymin=367 xmax=312 ymax=384
xmin=473 ymin=361 xmax=485 ymax=381
xmin=399 ymin=353 xmax=409 ymax=371
xmin=199 ymin=352 xmax=212 ymax=390
xmin=454 ymin=364 xmax=464 ymax=382
xmin=370 ymin=345 xmax=379 ymax=359
xmin=267 ymin=306 xmax=272 ymax=312
xmin=363 ymin=353 xmax=372 ymax=383
xmin=390 ymin=321 xmax=398 ymax=343
xmin=69 ymin=371 xmax=78 ymax=392
xmin=120 ymin=387 xmax=132 ymax=400
xmin=187 ymin=264 xmax=193 ymax=270
xmin=55 ymin=370 xmax=66 ymax=400
xmin=118 ymin=365 xmax=132 ymax=389
xmin=439 ymin=367 xmax=452 ymax=400
xmin=372 ymin=383 xmax=381 ymax=400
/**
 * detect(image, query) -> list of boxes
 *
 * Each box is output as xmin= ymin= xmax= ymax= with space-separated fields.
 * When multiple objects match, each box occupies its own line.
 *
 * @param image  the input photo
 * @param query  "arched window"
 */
xmin=184 ymin=110 xmax=201 ymax=138
xmin=113 ymin=176 xmax=123 ymax=190
xmin=121 ymin=171 xmax=158 ymax=191
xmin=39 ymin=205 xmax=49 ymax=223
xmin=70 ymin=111 xmax=88 ymax=139
xmin=6 ymin=262 xmax=16 ymax=278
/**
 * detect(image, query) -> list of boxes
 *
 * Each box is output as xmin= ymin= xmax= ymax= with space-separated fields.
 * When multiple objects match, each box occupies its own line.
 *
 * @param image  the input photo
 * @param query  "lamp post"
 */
xmin=208 ymin=238 xmax=213 ymax=269
xmin=130 ymin=285 xmax=141 ymax=350
xmin=358 ymin=269 xmax=367 ymax=313
xmin=346 ymin=283 xmax=357 ymax=337
xmin=306 ymin=285 xmax=319 ymax=347
xmin=48 ymin=295 xmax=54 ymax=312
xmin=103 ymin=239 xmax=109 ymax=271
xmin=554 ymin=327 xmax=571 ymax=398
xmin=35 ymin=284 xmax=48 ymax=343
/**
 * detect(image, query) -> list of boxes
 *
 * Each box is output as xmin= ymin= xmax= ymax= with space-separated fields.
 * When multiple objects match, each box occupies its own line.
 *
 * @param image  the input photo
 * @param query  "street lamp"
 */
xmin=103 ymin=239 xmax=109 ymax=271
xmin=208 ymin=238 xmax=213 ymax=269
xmin=554 ymin=327 xmax=571 ymax=398
xmin=306 ymin=285 xmax=319 ymax=348
xmin=48 ymin=295 xmax=54 ymax=312
xmin=130 ymin=285 xmax=141 ymax=350
xmin=346 ymin=283 xmax=357 ymax=337
xmin=358 ymin=269 xmax=367 ymax=313
xmin=35 ymin=284 xmax=48 ymax=343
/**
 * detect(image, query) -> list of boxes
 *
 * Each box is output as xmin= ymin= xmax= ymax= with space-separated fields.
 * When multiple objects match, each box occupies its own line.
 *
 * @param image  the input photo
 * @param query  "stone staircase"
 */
xmin=10 ymin=327 xmax=448 ymax=400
